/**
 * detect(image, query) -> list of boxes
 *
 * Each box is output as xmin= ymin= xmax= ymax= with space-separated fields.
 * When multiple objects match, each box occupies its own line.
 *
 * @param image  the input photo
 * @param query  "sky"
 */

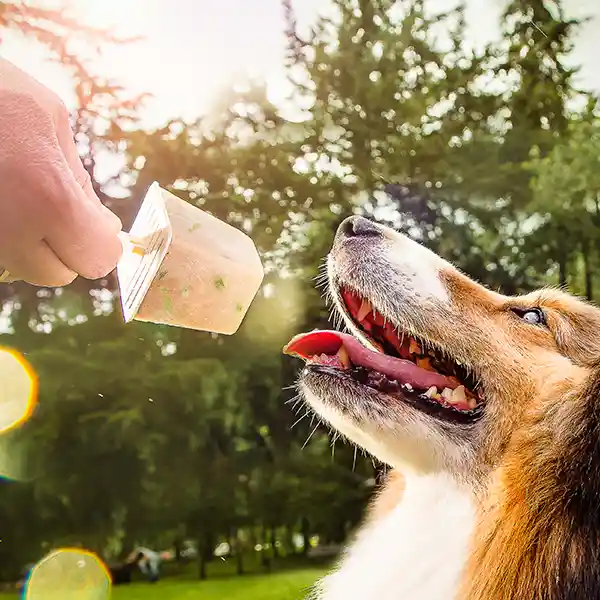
xmin=2 ymin=0 xmax=600 ymax=130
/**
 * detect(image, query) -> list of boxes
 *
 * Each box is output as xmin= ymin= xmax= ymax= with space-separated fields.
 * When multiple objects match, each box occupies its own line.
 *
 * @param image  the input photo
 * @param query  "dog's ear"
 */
xmin=544 ymin=363 xmax=600 ymax=600
xmin=554 ymin=363 xmax=600 ymax=513
xmin=545 ymin=295 xmax=600 ymax=366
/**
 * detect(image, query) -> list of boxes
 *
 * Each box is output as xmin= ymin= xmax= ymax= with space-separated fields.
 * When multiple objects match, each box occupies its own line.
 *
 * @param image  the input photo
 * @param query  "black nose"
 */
xmin=338 ymin=216 xmax=382 ymax=239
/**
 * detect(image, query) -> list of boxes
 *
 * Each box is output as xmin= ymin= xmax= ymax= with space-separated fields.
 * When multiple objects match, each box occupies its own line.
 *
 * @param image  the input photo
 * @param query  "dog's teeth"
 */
xmin=441 ymin=387 xmax=453 ymax=402
xmin=336 ymin=346 xmax=351 ymax=368
xmin=424 ymin=386 xmax=438 ymax=398
xmin=404 ymin=383 xmax=413 ymax=391
xmin=409 ymin=339 xmax=421 ymax=355
xmin=416 ymin=357 xmax=434 ymax=371
xmin=451 ymin=385 xmax=467 ymax=405
xmin=356 ymin=299 xmax=372 ymax=322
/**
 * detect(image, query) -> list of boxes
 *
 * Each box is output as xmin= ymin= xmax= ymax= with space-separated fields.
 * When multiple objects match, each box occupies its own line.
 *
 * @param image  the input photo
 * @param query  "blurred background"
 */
xmin=1 ymin=0 xmax=600 ymax=598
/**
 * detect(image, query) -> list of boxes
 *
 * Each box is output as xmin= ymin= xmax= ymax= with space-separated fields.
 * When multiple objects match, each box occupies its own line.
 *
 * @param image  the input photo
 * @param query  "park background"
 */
xmin=1 ymin=0 xmax=600 ymax=597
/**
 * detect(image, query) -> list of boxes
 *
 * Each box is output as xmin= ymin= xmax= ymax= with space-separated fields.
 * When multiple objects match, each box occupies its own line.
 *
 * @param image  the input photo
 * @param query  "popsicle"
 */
xmin=116 ymin=183 xmax=264 ymax=335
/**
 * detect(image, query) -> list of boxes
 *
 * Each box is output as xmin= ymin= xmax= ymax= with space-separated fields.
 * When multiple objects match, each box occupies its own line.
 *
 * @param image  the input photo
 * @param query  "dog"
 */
xmin=285 ymin=216 xmax=600 ymax=600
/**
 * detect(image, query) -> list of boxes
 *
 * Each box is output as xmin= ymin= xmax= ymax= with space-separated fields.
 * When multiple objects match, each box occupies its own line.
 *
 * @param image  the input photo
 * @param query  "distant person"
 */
xmin=130 ymin=547 xmax=162 ymax=583
xmin=0 ymin=58 xmax=123 ymax=287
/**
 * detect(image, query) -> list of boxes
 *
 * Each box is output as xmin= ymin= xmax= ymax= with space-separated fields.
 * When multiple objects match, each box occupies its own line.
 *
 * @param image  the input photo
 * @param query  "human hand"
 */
xmin=0 ymin=58 xmax=123 ymax=287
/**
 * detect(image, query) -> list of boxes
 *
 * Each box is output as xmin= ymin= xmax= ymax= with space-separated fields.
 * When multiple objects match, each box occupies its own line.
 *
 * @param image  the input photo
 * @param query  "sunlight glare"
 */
xmin=26 ymin=548 xmax=111 ymax=600
xmin=0 ymin=347 xmax=37 ymax=433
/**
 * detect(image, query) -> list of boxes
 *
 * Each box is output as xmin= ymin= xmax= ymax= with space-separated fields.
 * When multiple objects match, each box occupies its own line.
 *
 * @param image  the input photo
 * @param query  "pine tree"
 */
xmin=498 ymin=0 xmax=582 ymax=203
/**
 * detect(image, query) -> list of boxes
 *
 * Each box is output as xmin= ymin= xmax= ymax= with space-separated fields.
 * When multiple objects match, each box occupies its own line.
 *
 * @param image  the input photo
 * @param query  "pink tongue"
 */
xmin=284 ymin=330 xmax=457 ymax=391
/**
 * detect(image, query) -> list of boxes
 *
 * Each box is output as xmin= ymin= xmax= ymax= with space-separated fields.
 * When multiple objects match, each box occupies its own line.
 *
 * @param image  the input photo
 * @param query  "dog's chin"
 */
xmin=300 ymin=368 xmax=478 ymax=478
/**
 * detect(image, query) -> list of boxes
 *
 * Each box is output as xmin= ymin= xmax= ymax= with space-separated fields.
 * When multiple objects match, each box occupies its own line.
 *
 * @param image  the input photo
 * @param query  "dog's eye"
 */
xmin=512 ymin=307 xmax=547 ymax=327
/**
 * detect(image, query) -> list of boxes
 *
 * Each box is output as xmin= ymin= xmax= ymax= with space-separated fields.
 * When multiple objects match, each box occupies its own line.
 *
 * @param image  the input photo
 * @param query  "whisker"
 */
xmin=290 ymin=410 xmax=311 ymax=430
xmin=302 ymin=422 xmax=321 ymax=449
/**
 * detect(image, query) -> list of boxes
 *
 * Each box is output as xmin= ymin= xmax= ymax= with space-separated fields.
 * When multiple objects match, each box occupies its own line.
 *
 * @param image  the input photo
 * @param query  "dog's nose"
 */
xmin=338 ymin=216 xmax=382 ymax=239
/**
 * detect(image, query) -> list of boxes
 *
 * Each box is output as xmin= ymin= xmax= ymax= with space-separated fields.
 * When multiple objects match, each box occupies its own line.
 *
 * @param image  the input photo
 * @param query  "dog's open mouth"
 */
xmin=284 ymin=288 xmax=483 ymax=422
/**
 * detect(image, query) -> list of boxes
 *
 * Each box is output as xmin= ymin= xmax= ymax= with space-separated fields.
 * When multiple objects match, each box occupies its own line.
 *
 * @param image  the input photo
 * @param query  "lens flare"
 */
xmin=0 ymin=346 xmax=37 ymax=433
xmin=25 ymin=548 xmax=111 ymax=600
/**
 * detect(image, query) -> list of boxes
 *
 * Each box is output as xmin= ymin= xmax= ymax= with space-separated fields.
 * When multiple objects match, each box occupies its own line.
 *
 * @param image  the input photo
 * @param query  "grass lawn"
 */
xmin=1 ymin=568 xmax=324 ymax=600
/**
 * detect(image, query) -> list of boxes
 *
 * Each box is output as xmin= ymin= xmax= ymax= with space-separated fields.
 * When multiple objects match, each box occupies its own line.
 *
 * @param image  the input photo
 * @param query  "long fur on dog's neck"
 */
xmin=310 ymin=471 xmax=475 ymax=600
xmin=460 ymin=373 xmax=600 ymax=600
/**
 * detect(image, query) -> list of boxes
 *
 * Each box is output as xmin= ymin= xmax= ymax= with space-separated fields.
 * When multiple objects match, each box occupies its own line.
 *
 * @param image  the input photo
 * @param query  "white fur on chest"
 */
xmin=312 ymin=473 xmax=474 ymax=600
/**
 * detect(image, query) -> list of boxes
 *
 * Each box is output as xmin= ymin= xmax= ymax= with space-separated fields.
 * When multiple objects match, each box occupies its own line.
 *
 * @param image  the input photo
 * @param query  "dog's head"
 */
xmin=285 ymin=216 xmax=600 ymax=483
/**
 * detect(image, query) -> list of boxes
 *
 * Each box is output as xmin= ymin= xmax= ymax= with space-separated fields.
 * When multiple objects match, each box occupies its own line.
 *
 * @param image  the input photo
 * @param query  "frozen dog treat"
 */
xmin=116 ymin=183 xmax=263 ymax=335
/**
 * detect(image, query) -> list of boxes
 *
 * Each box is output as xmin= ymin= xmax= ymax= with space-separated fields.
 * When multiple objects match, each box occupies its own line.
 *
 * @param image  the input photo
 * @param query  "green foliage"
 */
xmin=2 ymin=0 xmax=600 ymax=586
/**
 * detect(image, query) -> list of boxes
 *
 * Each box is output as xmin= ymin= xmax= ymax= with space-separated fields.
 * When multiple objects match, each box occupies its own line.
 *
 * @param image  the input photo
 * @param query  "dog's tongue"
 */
xmin=284 ymin=330 xmax=457 ymax=391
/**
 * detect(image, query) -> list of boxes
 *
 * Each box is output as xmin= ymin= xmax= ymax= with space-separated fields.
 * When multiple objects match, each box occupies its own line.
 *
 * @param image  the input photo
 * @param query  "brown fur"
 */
xmin=367 ymin=470 xmax=405 ymax=522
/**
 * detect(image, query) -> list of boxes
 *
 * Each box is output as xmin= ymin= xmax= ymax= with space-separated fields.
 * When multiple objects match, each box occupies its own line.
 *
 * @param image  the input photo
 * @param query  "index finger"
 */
xmin=52 ymin=102 xmax=123 ymax=231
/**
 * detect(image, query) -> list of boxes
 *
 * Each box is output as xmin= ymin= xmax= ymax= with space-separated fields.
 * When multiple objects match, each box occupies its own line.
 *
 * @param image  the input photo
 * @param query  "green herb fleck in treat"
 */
xmin=189 ymin=222 xmax=202 ymax=232
xmin=182 ymin=287 xmax=190 ymax=298
xmin=235 ymin=303 xmax=244 ymax=313
xmin=214 ymin=277 xmax=225 ymax=290
xmin=156 ymin=268 xmax=168 ymax=281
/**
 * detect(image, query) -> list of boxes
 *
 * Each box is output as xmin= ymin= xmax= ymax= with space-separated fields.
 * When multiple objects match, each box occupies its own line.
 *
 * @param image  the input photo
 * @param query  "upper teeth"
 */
xmin=356 ymin=299 xmax=372 ymax=322
xmin=409 ymin=339 xmax=421 ymax=355
xmin=336 ymin=346 xmax=351 ymax=368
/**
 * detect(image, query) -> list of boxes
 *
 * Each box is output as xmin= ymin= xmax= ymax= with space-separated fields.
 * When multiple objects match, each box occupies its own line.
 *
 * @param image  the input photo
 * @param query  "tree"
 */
xmin=528 ymin=114 xmax=600 ymax=299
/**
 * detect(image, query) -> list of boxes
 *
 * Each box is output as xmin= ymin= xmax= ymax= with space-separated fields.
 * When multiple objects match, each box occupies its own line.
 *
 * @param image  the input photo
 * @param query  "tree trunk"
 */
xmin=260 ymin=526 xmax=271 ymax=571
xmin=235 ymin=530 xmax=244 ymax=576
xmin=198 ymin=540 xmax=208 ymax=580
xmin=558 ymin=253 xmax=568 ymax=289
xmin=270 ymin=525 xmax=279 ymax=559
xmin=582 ymin=239 xmax=593 ymax=300
xmin=229 ymin=527 xmax=244 ymax=576
xmin=203 ymin=531 xmax=215 ymax=562
xmin=197 ymin=531 xmax=213 ymax=580
xmin=300 ymin=517 xmax=310 ymax=557
xmin=173 ymin=537 xmax=183 ymax=563
xmin=285 ymin=525 xmax=295 ymax=556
